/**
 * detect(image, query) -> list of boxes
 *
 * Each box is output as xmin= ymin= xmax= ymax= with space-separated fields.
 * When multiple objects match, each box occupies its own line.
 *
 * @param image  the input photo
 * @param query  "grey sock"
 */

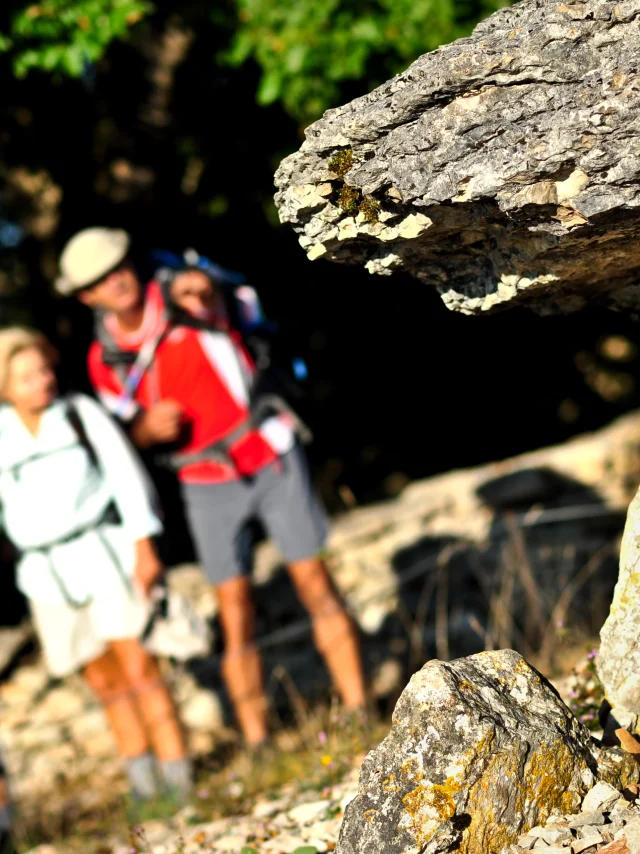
xmin=158 ymin=757 xmax=193 ymax=800
xmin=125 ymin=753 xmax=158 ymax=800
xmin=0 ymin=805 xmax=11 ymax=831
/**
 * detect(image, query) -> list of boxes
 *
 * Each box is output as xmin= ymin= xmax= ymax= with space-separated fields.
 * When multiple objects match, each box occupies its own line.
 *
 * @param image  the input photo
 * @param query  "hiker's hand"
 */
xmin=131 ymin=401 xmax=183 ymax=447
xmin=134 ymin=537 xmax=163 ymax=596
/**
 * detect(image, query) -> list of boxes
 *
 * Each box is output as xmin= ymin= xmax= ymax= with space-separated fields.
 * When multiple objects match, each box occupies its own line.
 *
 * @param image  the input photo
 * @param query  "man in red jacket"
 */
xmin=56 ymin=227 xmax=367 ymax=748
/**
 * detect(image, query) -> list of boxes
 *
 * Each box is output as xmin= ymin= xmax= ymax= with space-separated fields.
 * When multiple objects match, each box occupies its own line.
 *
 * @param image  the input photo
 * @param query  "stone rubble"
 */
xmin=505 ymin=780 xmax=640 ymax=854
xmin=334 ymin=650 xmax=639 ymax=854
xmin=23 ymin=770 xmax=360 ymax=853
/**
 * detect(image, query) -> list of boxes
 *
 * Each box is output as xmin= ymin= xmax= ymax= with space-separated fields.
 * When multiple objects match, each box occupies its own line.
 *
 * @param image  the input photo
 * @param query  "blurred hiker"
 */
xmin=57 ymin=226 xmax=367 ymax=749
xmin=0 ymin=328 xmax=192 ymax=804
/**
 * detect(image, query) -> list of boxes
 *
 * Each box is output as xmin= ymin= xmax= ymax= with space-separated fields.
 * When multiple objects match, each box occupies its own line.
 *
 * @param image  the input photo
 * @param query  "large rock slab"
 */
xmin=336 ymin=650 xmax=634 ymax=854
xmin=275 ymin=0 xmax=640 ymax=315
xmin=598 ymin=483 xmax=640 ymax=734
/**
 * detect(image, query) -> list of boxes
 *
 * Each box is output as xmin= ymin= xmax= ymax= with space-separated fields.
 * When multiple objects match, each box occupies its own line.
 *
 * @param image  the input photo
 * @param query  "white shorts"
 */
xmin=30 ymin=585 xmax=152 ymax=678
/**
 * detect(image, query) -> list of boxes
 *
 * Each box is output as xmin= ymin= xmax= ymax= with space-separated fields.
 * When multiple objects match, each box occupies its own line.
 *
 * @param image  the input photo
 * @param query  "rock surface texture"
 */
xmin=598 ymin=482 xmax=640 ymax=734
xmin=275 ymin=0 xmax=640 ymax=315
xmin=335 ymin=650 xmax=638 ymax=854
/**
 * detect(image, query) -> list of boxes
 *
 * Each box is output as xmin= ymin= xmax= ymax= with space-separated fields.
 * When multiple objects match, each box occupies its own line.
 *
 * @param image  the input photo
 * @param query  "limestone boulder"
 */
xmin=275 ymin=0 xmax=640 ymax=316
xmin=336 ymin=650 xmax=633 ymax=854
xmin=598 ymin=484 xmax=640 ymax=734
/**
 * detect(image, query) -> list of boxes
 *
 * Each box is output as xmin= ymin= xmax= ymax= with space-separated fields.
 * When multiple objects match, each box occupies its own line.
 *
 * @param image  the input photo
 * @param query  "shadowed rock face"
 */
xmin=275 ymin=0 xmax=640 ymax=315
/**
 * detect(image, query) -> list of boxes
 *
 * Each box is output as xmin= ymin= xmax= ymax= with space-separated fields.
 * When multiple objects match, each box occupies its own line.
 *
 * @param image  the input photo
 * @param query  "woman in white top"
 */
xmin=0 ymin=327 xmax=191 ymax=804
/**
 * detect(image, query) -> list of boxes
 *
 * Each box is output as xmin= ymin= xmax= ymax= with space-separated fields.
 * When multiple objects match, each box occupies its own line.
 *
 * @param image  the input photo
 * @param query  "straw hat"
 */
xmin=55 ymin=227 xmax=130 ymax=296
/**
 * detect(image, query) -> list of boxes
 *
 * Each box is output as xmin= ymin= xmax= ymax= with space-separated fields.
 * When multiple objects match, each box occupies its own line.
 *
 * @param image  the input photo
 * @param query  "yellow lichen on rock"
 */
xmin=335 ymin=651 xmax=605 ymax=854
xmin=402 ymin=777 xmax=461 ymax=848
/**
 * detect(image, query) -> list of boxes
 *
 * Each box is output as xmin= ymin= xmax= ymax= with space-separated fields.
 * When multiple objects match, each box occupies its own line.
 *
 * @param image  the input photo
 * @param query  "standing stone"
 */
xmin=598 ymin=486 xmax=640 ymax=735
xmin=335 ymin=650 xmax=621 ymax=854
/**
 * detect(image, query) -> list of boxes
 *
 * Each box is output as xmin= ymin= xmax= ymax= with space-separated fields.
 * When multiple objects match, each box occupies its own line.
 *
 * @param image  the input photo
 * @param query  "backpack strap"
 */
xmin=65 ymin=397 xmax=101 ymax=474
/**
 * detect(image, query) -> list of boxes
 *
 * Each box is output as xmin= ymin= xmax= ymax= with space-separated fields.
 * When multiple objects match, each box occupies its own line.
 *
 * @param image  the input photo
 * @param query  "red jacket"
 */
xmin=87 ymin=282 xmax=295 ymax=484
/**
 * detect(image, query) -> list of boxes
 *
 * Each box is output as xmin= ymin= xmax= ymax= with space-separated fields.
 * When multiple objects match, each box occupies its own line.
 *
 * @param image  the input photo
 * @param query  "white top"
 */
xmin=0 ymin=394 xmax=162 ymax=605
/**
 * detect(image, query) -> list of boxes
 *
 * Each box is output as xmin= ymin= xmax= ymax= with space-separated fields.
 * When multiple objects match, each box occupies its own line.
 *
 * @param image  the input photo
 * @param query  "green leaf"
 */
xmin=225 ymin=31 xmax=254 ymax=66
xmin=283 ymin=42 xmax=307 ymax=74
xmin=256 ymin=67 xmax=282 ymax=105
xmin=240 ymin=848 xmax=260 ymax=854
xmin=292 ymin=848 xmax=318 ymax=854
xmin=5 ymin=0 xmax=154 ymax=79
xmin=61 ymin=43 xmax=87 ymax=76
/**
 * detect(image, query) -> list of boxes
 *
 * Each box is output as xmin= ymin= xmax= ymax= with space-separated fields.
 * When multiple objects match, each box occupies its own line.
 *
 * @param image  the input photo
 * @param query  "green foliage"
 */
xmin=0 ymin=0 xmax=153 ymax=77
xmin=224 ymin=0 xmax=509 ymax=121
xmin=0 ymin=0 xmax=510 ymax=119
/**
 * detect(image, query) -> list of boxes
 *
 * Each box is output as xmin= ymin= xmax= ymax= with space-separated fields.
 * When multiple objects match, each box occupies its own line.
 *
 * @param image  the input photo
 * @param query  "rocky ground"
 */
xmin=23 ymin=769 xmax=361 ymax=854
xmin=3 ymin=649 xmax=603 ymax=854
xmin=13 ymin=704 xmax=379 ymax=854
xmin=508 ymin=781 xmax=640 ymax=854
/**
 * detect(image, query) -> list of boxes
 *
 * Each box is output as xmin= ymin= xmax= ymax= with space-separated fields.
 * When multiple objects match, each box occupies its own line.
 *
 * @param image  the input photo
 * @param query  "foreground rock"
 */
xmin=598 ymin=483 xmax=640 ymax=736
xmin=336 ymin=650 xmax=638 ymax=854
xmin=275 ymin=0 xmax=640 ymax=315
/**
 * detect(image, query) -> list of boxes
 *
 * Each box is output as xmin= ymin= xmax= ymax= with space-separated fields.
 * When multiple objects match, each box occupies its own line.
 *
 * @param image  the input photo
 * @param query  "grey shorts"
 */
xmin=180 ymin=446 xmax=329 ymax=586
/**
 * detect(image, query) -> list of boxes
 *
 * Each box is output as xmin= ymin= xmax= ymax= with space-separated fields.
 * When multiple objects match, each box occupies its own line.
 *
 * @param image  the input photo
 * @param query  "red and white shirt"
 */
xmin=87 ymin=282 xmax=295 ymax=484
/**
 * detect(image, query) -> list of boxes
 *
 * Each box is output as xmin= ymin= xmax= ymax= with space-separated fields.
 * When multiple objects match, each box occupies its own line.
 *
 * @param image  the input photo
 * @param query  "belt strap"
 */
xmin=24 ymin=502 xmax=125 ymax=609
xmin=25 ymin=502 xmax=122 ymax=555
xmin=156 ymin=394 xmax=312 ymax=473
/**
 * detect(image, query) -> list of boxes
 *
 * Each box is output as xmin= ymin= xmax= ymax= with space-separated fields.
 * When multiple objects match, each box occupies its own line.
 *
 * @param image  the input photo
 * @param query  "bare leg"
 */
xmin=217 ymin=576 xmax=269 ymax=746
xmin=288 ymin=556 xmax=366 ymax=710
xmin=83 ymin=649 xmax=150 ymax=758
xmin=109 ymin=639 xmax=186 ymax=762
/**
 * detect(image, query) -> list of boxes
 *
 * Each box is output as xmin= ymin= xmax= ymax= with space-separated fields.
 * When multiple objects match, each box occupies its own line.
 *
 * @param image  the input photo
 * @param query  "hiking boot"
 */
xmin=248 ymin=737 xmax=276 ymax=760
xmin=341 ymin=705 xmax=372 ymax=731
xmin=243 ymin=737 xmax=279 ymax=775
xmin=158 ymin=757 xmax=194 ymax=807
